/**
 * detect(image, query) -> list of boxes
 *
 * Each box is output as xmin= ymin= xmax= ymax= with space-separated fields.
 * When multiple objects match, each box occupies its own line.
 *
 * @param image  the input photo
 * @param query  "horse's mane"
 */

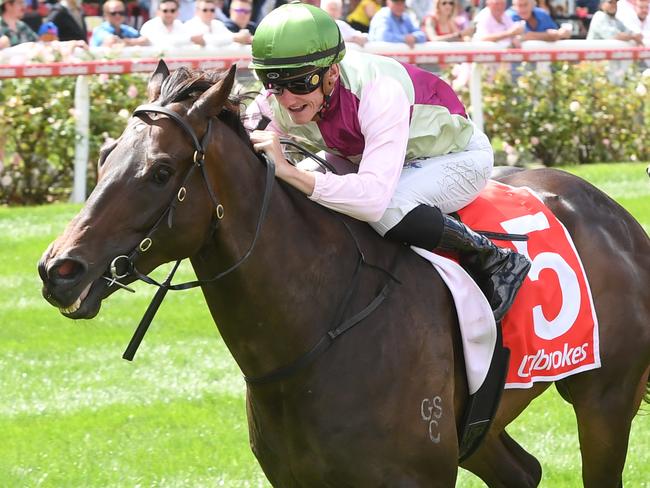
xmin=157 ymin=66 xmax=254 ymax=148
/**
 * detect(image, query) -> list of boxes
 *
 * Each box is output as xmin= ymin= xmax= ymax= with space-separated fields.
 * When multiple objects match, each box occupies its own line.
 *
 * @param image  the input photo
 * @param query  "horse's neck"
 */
xmin=189 ymin=125 xmax=387 ymax=379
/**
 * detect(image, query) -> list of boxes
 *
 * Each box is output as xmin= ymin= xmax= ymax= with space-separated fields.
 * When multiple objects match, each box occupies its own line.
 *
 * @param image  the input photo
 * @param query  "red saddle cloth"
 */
xmin=457 ymin=180 xmax=600 ymax=388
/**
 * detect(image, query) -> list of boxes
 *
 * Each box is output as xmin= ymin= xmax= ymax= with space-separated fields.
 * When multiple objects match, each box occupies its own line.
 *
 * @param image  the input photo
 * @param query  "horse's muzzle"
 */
xmin=38 ymin=251 xmax=104 ymax=318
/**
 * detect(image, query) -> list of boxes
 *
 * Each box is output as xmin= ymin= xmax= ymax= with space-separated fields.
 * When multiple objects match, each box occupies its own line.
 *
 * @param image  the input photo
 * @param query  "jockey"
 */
xmin=247 ymin=2 xmax=530 ymax=322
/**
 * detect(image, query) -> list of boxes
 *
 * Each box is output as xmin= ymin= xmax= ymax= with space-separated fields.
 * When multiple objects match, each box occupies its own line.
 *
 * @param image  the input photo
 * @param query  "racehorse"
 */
xmin=38 ymin=63 xmax=650 ymax=487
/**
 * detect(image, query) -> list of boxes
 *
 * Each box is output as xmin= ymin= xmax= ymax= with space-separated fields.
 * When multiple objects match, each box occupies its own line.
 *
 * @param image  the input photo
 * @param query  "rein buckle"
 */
xmin=102 ymin=255 xmax=135 ymax=293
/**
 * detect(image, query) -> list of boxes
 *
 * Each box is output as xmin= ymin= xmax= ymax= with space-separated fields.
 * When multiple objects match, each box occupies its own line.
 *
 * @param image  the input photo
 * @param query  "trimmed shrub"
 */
xmin=0 ymin=73 xmax=148 ymax=204
xmin=481 ymin=62 xmax=650 ymax=166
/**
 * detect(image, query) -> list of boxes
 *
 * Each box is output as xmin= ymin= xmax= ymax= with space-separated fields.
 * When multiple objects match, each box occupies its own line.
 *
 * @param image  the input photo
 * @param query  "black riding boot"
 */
xmin=437 ymin=214 xmax=531 ymax=322
xmin=385 ymin=205 xmax=531 ymax=323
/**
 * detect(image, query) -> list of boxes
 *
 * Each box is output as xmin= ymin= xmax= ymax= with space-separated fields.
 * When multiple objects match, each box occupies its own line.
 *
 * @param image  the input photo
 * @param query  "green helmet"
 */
xmin=251 ymin=3 xmax=345 ymax=83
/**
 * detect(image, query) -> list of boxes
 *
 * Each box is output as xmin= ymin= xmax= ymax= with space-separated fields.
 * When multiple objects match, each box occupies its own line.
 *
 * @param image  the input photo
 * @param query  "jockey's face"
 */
xmin=275 ymin=85 xmax=325 ymax=124
xmin=273 ymin=65 xmax=339 ymax=125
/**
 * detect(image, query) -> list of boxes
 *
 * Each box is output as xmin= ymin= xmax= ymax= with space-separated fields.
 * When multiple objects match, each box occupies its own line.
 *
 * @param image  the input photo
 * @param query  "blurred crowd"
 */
xmin=0 ymin=0 xmax=647 ymax=57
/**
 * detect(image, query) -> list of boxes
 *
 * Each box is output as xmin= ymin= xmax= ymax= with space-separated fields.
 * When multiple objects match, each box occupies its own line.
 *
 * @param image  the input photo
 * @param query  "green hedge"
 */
xmin=0 ymin=74 xmax=148 ymax=205
xmin=480 ymin=62 xmax=650 ymax=166
xmin=0 ymin=62 xmax=648 ymax=204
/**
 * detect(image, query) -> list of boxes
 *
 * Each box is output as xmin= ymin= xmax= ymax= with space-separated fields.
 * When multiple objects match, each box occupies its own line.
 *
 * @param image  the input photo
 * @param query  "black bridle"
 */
xmin=112 ymin=102 xmax=399 ymax=386
xmin=109 ymin=103 xmax=276 ymax=361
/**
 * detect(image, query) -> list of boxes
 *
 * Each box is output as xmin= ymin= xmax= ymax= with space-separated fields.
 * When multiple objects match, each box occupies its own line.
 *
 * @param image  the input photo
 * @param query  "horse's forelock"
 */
xmin=158 ymin=67 xmax=229 ymax=106
xmin=153 ymin=66 xmax=253 ymax=151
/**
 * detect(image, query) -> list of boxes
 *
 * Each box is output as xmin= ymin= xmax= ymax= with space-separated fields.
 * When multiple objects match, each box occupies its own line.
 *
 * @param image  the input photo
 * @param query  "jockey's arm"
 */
xmin=307 ymin=76 xmax=410 ymax=222
xmin=247 ymin=78 xmax=410 ymax=222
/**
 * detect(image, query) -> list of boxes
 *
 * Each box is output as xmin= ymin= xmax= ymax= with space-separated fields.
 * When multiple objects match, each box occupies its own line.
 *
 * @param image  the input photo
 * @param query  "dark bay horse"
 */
xmin=38 ymin=63 xmax=650 ymax=487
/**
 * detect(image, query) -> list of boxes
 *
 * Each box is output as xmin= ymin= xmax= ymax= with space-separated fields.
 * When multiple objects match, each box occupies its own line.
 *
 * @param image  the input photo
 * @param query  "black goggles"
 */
xmin=262 ymin=68 xmax=327 ymax=96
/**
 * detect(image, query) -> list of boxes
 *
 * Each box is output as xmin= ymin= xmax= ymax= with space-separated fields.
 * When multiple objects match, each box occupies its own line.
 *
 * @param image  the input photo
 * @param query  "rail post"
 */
xmin=72 ymin=75 xmax=89 ymax=203
xmin=469 ymin=62 xmax=484 ymax=132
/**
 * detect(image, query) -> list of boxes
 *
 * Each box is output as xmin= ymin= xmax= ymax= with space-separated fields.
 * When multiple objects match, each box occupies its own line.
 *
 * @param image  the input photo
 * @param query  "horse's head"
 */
xmin=38 ymin=61 xmax=239 ymax=319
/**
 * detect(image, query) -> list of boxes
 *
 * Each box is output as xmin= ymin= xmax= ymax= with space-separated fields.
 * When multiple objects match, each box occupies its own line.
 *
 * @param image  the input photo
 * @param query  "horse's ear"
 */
xmin=187 ymin=65 xmax=237 ymax=120
xmin=147 ymin=60 xmax=170 ymax=102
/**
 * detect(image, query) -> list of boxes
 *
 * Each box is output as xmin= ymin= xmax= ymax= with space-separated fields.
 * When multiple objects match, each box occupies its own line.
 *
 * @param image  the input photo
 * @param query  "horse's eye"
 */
xmin=152 ymin=166 xmax=173 ymax=185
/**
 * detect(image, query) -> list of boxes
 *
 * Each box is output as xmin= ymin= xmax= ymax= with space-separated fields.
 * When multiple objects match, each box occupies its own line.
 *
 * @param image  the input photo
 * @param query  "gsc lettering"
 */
xmin=421 ymin=396 xmax=443 ymax=444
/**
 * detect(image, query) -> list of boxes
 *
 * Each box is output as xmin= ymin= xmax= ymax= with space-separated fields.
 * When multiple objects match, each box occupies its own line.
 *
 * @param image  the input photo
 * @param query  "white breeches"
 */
xmin=371 ymin=129 xmax=493 ymax=236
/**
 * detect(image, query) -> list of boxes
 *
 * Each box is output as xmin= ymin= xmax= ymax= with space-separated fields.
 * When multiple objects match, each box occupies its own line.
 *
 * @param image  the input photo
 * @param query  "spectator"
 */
xmin=45 ymin=0 xmax=86 ymax=42
xmin=184 ymin=0 xmax=252 ymax=44
xmin=346 ymin=0 xmax=381 ymax=33
xmin=0 ymin=0 xmax=38 ymax=48
xmin=618 ymin=0 xmax=649 ymax=35
xmin=587 ymin=0 xmax=643 ymax=43
xmin=37 ymin=20 xmax=58 ymax=40
xmin=321 ymin=0 xmax=368 ymax=46
xmin=423 ymin=0 xmax=474 ymax=41
xmin=90 ymin=0 xmax=149 ymax=47
xmin=149 ymin=0 xmax=195 ymax=23
xmin=473 ymin=0 xmax=524 ymax=47
xmin=221 ymin=0 xmax=282 ymax=24
xmin=507 ymin=0 xmax=572 ymax=40
xmin=577 ymin=0 xmax=600 ymax=13
xmin=140 ymin=0 xmax=206 ymax=47
xmin=213 ymin=0 xmax=229 ymax=21
xmin=224 ymin=0 xmax=256 ymax=34
xmin=407 ymin=0 xmax=434 ymax=25
xmin=368 ymin=0 xmax=428 ymax=47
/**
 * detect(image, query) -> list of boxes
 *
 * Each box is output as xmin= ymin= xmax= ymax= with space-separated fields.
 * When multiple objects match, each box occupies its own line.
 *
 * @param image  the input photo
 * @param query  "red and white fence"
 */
xmin=1 ymin=43 xmax=649 ymax=79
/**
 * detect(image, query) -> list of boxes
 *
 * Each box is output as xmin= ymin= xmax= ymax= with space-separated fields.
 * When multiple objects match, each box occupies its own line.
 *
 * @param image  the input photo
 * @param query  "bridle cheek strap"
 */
xmin=121 ymin=103 xmax=276 ymax=361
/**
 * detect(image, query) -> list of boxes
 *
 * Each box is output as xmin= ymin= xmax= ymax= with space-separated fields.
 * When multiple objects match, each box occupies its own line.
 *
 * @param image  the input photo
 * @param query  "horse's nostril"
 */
xmin=57 ymin=260 xmax=77 ymax=278
xmin=47 ymin=257 xmax=87 ymax=284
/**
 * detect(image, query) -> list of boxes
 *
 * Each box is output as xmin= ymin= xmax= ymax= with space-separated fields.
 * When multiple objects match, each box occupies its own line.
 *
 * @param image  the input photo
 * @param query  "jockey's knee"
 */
xmin=384 ymin=204 xmax=444 ymax=250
